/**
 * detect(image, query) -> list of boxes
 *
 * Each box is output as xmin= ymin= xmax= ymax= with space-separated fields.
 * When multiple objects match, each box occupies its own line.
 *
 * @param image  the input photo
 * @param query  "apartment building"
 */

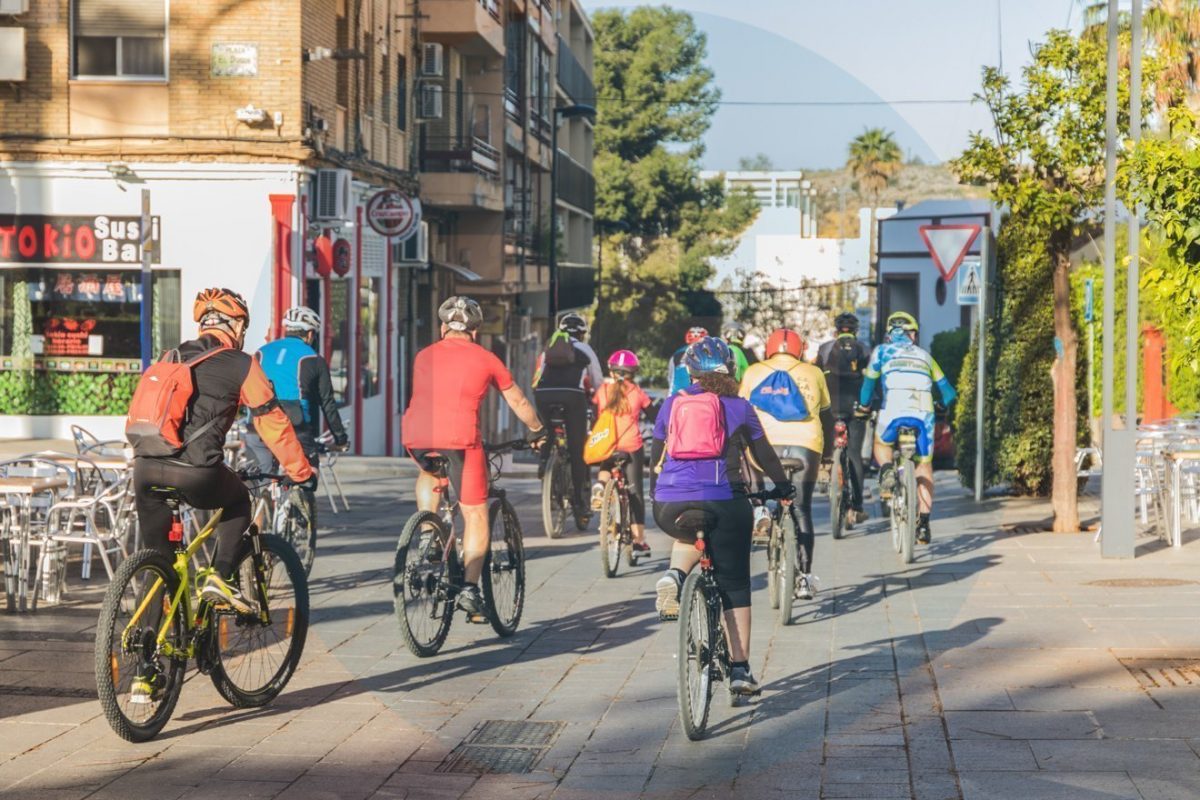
xmin=0 ymin=0 xmax=595 ymax=450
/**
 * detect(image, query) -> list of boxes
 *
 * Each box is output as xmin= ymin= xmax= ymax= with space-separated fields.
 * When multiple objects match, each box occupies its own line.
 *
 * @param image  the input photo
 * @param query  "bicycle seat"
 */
xmin=146 ymin=485 xmax=186 ymax=506
xmin=546 ymin=404 xmax=569 ymax=422
xmin=673 ymin=509 xmax=717 ymax=535
xmin=778 ymin=458 xmax=807 ymax=472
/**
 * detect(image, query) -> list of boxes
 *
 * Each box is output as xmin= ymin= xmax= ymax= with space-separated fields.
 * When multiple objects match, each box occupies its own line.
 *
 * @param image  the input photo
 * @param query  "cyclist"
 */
xmin=532 ymin=312 xmax=603 ymax=525
xmin=589 ymin=349 xmax=653 ymax=557
xmin=132 ymin=288 xmax=315 ymax=614
xmin=858 ymin=311 xmax=957 ymax=544
xmin=652 ymin=336 xmax=792 ymax=696
xmin=246 ymin=305 xmax=350 ymax=530
xmin=815 ymin=312 xmax=872 ymax=523
xmin=722 ymin=324 xmax=758 ymax=382
xmin=739 ymin=328 xmax=832 ymax=601
xmin=666 ymin=326 xmax=709 ymax=395
xmin=403 ymin=296 xmax=545 ymax=616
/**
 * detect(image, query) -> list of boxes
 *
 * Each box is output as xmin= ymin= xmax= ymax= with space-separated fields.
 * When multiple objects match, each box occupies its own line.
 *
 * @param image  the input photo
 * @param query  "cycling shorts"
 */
xmin=408 ymin=447 xmax=488 ymax=505
xmin=876 ymin=413 xmax=935 ymax=463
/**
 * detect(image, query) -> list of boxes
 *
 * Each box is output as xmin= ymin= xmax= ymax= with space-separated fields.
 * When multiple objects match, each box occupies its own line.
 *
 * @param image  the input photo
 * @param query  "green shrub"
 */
xmin=930 ymin=327 xmax=970 ymax=389
xmin=0 ymin=370 xmax=138 ymax=415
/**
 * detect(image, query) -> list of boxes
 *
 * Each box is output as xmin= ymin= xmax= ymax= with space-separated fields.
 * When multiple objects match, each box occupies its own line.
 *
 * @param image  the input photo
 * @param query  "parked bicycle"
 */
xmin=94 ymin=475 xmax=308 ymax=742
xmin=392 ymin=440 xmax=528 ymax=657
xmin=540 ymin=404 xmax=578 ymax=539
xmin=596 ymin=452 xmax=644 ymax=578
xmin=883 ymin=425 xmax=921 ymax=565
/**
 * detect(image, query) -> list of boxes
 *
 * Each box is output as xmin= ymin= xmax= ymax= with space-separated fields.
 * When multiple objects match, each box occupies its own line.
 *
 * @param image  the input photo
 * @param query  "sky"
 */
xmin=582 ymin=0 xmax=1085 ymax=169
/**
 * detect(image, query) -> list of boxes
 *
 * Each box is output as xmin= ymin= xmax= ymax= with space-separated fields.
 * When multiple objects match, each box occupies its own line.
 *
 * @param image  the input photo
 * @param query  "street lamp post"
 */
xmin=549 ymin=103 xmax=597 ymax=319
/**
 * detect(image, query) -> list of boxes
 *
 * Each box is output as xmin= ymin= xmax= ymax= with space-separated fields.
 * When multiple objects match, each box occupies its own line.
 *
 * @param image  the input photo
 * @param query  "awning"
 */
xmin=433 ymin=261 xmax=483 ymax=282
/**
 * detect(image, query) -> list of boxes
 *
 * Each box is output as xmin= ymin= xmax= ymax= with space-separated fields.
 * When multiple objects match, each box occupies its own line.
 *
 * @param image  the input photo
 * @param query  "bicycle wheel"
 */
xmin=482 ymin=498 xmax=525 ymax=637
xmin=280 ymin=488 xmax=317 ymax=577
xmin=900 ymin=462 xmax=917 ymax=565
xmin=779 ymin=510 xmax=798 ymax=625
xmin=829 ymin=455 xmax=845 ymax=540
xmin=677 ymin=570 xmax=714 ymax=741
xmin=210 ymin=533 xmax=309 ymax=708
xmin=393 ymin=511 xmax=455 ymax=657
xmin=541 ymin=450 xmax=568 ymax=539
xmin=766 ymin=518 xmax=781 ymax=610
xmin=597 ymin=480 xmax=621 ymax=578
xmin=94 ymin=549 xmax=186 ymax=742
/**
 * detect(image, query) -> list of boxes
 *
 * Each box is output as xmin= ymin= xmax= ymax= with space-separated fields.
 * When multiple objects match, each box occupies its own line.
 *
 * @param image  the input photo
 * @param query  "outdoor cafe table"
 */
xmin=1 ymin=476 xmax=69 ymax=612
xmin=1163 ymin=449 xmax=1200 ymax=549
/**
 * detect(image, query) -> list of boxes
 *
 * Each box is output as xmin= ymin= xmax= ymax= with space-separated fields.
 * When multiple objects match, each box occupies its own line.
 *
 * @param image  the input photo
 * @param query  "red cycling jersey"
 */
xmin=402 ymin=337 xmax=515 ymax=449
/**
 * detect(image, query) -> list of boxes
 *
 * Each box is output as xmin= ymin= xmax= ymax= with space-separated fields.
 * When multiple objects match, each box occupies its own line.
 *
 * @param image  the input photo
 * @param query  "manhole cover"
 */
xmin=437 ymin=720 xmax=564 ymax=775
xmin=1119 ymin=658 xmax=1200 ymax=688
xmin=470 ymin=719 xmax=562 ymax=747
xmin=1086 ymin=578 xmax=1198 ymax=588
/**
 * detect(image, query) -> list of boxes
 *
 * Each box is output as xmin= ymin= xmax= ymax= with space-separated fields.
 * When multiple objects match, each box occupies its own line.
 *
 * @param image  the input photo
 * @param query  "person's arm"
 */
xmin=931 ymin=358 xmax=958 ymax=405
xmin=501 ymin=384 xmax=543 ymax=432
xmin=578 ymin=342 xmax=603 ymax=391
xmin=310 ymin=356 xmax=348 ymax=445
xmin=742 ymin=402 xmax=788 ymax=486
xmin=859 ymin=346 xmax=883 ymax=408
xmin=241 ymin=359 xmax=314 ymax=483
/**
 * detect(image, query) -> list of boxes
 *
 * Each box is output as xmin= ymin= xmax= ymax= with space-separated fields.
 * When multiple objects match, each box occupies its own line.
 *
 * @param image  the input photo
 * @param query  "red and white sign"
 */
xmin=919 ymin=224 xmax=981 ymax=281
xmin=365 ymin=190 xmax=421 ymax=241
xmin=332 ymin=238 xmax=352 ymax=276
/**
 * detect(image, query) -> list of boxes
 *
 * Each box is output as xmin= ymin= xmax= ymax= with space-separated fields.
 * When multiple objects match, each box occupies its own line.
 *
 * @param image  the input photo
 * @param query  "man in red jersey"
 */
xmin=402 ymin=296 xmax=545 ymax=616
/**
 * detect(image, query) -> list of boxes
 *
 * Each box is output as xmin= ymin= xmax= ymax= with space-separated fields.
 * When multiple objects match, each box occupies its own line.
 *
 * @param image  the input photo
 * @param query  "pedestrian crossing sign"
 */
xmin=957 ymin=257 xmax=981 ymax=305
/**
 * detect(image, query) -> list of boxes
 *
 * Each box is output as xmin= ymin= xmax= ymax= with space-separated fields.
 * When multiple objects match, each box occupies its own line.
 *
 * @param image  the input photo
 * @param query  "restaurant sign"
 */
xmin=0 ymin=215 xmax=161 ymax=265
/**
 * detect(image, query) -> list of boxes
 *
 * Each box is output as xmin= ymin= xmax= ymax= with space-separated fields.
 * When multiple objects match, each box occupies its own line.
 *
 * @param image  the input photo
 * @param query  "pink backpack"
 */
xmin=666 ymin=392 xmax=726 ymax=459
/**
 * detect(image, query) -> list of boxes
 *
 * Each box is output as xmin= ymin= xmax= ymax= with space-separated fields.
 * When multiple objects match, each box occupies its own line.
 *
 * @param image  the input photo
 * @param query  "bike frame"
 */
xmin=692 ymin=530 xmax=730 ymax=670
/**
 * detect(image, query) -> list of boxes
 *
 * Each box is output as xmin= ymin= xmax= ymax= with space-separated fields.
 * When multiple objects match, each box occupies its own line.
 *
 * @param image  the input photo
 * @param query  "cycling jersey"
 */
xmin=728 ymin=343 xmax=751 ymax=382
xmin=592 ymin=379 xmax=652 ymax=453
xmin=859 ymin=340 xmax=956 ymax=417
xmin=256 ymin=334 xmax=347 ymax=443
xmin=402 ymin=337 xmax=514 ymax=449
xmin=532 ymin=340 xmax=603 ymax=393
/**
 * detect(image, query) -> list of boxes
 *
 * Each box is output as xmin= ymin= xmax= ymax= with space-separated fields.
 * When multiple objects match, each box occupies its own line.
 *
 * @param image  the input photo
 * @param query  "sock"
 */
xmin=463 ymin=581 xmax=478 ymax=590
xmin=919 ymin=513 xmax=930 ymax=525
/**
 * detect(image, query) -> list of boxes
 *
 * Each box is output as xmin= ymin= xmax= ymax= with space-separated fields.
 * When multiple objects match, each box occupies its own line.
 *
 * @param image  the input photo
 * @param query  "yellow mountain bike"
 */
xmin=94 ymin=477 xmax=308 ymax=742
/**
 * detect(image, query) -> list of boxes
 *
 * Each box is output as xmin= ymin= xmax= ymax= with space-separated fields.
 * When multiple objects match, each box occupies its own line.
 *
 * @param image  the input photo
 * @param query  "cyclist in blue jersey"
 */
xmin=859 ymin=311 xmax=956 ymax=544
xmin=666 ymin=326 xmax=709 ymax=395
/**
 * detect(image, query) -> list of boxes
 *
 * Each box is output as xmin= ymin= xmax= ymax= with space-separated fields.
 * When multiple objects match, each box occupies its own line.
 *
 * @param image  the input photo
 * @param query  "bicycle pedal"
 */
xmin=465 ymin=612 xmax=489 ymax=624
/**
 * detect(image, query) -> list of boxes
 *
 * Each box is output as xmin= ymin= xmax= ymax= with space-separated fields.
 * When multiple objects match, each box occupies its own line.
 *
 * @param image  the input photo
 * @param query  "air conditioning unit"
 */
xmin=418 ymin=84 xmax=443 ymax=120
xmin=313 ymin=168 xmax=352 ymax=221
xmin=0 ymin=0 xmax=30 ymax=14
xmin=421 ymin=43 xmax=444 ymax=77
xmin=391 ymin=221 xmax=429 ymax=264
xmin=0 ymin=28 xmax=24 ymax=81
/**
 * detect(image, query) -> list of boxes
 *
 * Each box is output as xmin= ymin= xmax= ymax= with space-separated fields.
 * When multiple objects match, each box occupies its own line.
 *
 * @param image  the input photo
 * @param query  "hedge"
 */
xmin=0 ymin=370 xmax=139 ymax=416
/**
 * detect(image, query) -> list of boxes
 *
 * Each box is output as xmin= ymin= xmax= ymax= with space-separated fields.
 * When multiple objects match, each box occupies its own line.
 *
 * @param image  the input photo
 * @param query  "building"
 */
xmin=0 ymin=0 xmax=595 ymax=449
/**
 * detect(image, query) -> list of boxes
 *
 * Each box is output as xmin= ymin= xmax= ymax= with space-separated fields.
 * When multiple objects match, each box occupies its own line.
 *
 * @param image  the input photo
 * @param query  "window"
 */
xmin=336 ymin=15 xmax=350 ymax=107
xmin=328 ymin=278 xmax=351 ymax=406
xmin=359 ymin=277 xmax=381 ymax=399
xmin=380 ymin=47 xmax=391 ymax=127
xmin=364 ymin=35 xmax=375 ymax=118
xmin=73 ymin=0 xmax=166 ymax=78
xmin=396 ymin=55 xmax=407 ymax=131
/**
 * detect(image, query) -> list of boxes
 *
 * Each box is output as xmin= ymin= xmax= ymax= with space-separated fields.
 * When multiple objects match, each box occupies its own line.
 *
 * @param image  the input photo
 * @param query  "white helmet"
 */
xmin=283 ymin=306 xmax=321 ymax=333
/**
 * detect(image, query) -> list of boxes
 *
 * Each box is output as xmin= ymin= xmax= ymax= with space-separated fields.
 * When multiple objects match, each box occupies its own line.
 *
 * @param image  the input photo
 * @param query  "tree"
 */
xmin=1084 ymin=0 xmax=1200 ymax=112
xmin=738 ymin=153 xmax=775 ymax=171
xmin=846 ymin=128 xmax=901 ymax=289
xmin=954 ymin=31 xmax=1131 ymax=531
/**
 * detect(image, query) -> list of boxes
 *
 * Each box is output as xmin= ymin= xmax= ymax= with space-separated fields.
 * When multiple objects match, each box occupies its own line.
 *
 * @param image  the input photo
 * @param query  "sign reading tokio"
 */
xmin=0 ymin=215 xmax=162 ymax=265
xmin=365 ymin=190 xmax=421 ymax=241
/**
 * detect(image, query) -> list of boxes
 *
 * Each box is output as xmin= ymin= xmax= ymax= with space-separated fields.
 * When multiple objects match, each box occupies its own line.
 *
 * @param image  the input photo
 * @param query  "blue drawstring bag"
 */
xmin=748 ymin=369 xmax=810 ymax=421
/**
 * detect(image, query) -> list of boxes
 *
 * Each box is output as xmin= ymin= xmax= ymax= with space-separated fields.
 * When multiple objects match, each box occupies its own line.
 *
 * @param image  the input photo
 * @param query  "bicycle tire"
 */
xmin=393 ymin=511 xmax=455 ymax=657
xmin=94 ymin=548 xmax=186 ymax=742
xmin=541 ymin=450 xmax=568 ymax=539
xmin=830 ymin=454 xmax=845 ymax=540
xmin=780 ymin=510 xmax=798 ymax=625
xmin=676 ymin=570 xmax=713 ymax=741
xmin=209 ymin=534 xmax=309 ymax=708
xmin=766 ymin=519 xmax=781 ymax=610
xmin=598 ymin=480 xmax=621 ymax=578
xmin=482 ymin=498 xmax=525 ymax=637
xmin=901 ymin=462 xmax=917 ymax=565
xmin=280 ymin=489 xmax=317 ymax=577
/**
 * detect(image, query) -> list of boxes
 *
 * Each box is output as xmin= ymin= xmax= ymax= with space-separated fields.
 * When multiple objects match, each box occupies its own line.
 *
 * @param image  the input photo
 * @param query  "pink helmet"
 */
xmin=607 ymin=349 xmax=640 ymax=373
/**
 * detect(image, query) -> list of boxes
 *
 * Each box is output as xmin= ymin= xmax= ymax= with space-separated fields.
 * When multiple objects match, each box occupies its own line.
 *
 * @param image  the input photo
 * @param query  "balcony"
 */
xmin=555 ymin=152 xmax=594 ymax=213
xmin=423 ymin=0 xmax=504 ymax=57
xmin=556 ymin=35 xmax=595 ymax=105
xmin=420 ymin=136 xmax=505 ymax=212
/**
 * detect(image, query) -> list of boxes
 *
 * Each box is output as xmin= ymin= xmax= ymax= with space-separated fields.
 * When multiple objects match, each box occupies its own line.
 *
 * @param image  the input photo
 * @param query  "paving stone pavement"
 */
xmin=3 ymin=471 xmax=1200 ymax=800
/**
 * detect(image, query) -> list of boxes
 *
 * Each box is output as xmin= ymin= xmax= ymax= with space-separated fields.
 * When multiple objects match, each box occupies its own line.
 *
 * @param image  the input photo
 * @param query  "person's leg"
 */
xmin=916 ymin=461 xmax=935 ymax=514
xmin=454 ymin=448 xmax=491 ymax=586
xmin=563 ymin=394 xmax=591 ymax=512
xmin=708 ymin=499 xmax=753 ymax=662
xmin=792 ymin=447 xmax=821 ymax=576
xmin=653 ymin=501 xmax=700 ymax=620
xmin=180 ymin=466 xmax=251 ymax=576
xmin=460 ymin=502 xmax=490 ymax=584
xmin=626 ymin=450 xmax=647 ymax=544
xmin=847 ymin=417 xmax=867 ymax=511
xmin=132 ymin=459 xmax=174 ymax=563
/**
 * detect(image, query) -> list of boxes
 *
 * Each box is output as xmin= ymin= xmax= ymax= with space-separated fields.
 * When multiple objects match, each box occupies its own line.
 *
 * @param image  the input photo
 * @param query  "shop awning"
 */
xmin=433 ymin=261 xmax=483 ymax=282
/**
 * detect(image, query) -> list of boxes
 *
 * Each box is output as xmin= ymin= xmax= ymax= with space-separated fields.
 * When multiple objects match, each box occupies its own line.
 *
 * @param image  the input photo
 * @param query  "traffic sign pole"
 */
xmin=975 ymin=230 xmax=989 ymax=503
xmin=140 ymin=189 xmax=152 ymax=370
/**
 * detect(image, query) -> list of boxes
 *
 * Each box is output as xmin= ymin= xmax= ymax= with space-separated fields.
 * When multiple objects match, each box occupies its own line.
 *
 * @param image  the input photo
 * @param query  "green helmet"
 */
xmin=886 ymin=311 xmax=918 ymax=332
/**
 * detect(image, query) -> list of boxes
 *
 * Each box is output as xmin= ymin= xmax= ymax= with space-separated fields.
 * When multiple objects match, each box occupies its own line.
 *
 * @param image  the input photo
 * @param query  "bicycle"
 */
xmin=596 ymin=452 xmax=644 ymax=578
xmin=246 ymin=470 xmax=316 ymax=577
xmin=828 ymin=418 xmax=853 ymax=541
xmin=883 ymin=424 xmax=921 ymax=565
xmin=94 ymin=475 xmax=308 ymax=742
xmin=393 ymin=440 xmax=528 ymax=657
xmin=540 ymin=405 xmax=578 ymax=539
xmin=676 ymin=489 xmax=780 ymax=741
xmin=764 ymin=497 xmax=798 ymax=625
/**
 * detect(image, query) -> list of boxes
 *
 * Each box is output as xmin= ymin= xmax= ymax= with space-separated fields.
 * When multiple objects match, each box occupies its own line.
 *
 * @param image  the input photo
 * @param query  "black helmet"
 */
xmin=559 ymin=312 xmax=588 ymax=337
xmin=834 ymin=312 xmax=859 ymax=333
xmin=438 ymin=296 xmax=483 ymax=332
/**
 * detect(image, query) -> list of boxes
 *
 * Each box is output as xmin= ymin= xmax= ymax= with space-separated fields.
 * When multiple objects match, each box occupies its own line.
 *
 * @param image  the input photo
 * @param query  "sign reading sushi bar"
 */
xmin=0 ymin=215 xmax=162 ymax=265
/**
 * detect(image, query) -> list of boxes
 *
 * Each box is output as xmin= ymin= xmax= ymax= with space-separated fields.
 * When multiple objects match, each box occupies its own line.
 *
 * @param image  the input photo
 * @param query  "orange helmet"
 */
xmin=193 ymin=288 xmax=249 ymax=324
xmin=766 ymin=328 xmax=804 ymax=358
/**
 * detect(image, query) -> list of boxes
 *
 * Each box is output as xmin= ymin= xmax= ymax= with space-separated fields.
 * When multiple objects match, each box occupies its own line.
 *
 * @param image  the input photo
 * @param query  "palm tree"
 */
xmin=846 ymin=127 xmax=902 ymax=295
xmin=1083 ymin=0 xmax=1200 ymax=113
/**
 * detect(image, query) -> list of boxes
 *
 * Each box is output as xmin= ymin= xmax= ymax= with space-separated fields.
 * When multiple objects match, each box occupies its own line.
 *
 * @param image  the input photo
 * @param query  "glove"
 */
xmin=332 ymin=434 xmax=350 ymax=452
xmin=527 ymin=426 xmax=548 ymax=447
xmin=934 ymin=401 xmax=947 ymax=415
xmin=290 ymin=473 xmax=318 ymax=492
xmin=772 ymin=481 xmax=796 ymax=501
xmin=854 ymin=402 xmax=873 ymax=419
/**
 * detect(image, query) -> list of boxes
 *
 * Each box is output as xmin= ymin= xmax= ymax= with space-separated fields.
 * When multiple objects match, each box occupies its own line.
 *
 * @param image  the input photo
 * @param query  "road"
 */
xmin=3 ymin=471 xmax=1200 ymax=799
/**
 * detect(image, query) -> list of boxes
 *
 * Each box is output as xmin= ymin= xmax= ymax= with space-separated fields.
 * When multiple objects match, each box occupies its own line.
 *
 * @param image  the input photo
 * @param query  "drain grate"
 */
xmin=437 ymin=720 xmax=564 ymax=775
xmin=1120 ymin=658 xmax=1200 ymax=688
xmin=1087 ymin=578 xmax=1198 ymax=588
xmin=0 ymin=685 xmax=97 ymax=699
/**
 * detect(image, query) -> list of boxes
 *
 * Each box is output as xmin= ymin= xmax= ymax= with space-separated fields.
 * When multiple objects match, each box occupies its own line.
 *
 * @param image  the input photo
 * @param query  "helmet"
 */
xmin=765 ymin=328 xmax=804 ymax=358
xmin=608 ymin=349 xmax=639 ymax=373
xmin=559 ymin=312 xmax=589 ymax=336
xmin=683 ymin=336 xmax=732 ymax=376
xmin=193 ymin=288 xmax=249 ymax=325
xmin=438 ymin=295 xmax=483 ymax=332
xmin=282 ymin=306 xmax=321 ymax=333
xmin=685 ymin=326 xmax=709 ymax=345
xmin=886 ymin=311 xmax=918 ymax=332
xmin=834 ymin=312 xmax=859 ymax=333
xmin=722 ymin=324 xmax=746 ymax=343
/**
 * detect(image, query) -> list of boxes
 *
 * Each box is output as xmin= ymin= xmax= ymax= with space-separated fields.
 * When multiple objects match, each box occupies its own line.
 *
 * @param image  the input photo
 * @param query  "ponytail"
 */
xmin=605 ymin=375 xmax=631 ymax=416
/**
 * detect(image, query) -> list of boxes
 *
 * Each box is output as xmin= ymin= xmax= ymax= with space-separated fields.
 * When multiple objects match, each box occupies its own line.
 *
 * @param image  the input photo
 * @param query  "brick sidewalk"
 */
xmin=3 ymin=474 xmax=1199 ymax=799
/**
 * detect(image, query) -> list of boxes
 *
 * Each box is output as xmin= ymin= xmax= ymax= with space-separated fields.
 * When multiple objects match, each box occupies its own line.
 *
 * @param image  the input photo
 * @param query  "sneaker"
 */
xmin=456 ymin=584 xmax=489 ymax=618
xmin=129 ymin=676 xmax=155 ymax=705
xmin=796 ymin=574 xmax=816 ymax=601
xmin=916 ymin=520 xmax=931 ymax=545
xmin=752 ymin=506 xmax=772 ymax=544
xmin=877 ymin=464 xmax=897 ymax=501
xmin=729 ymin=665 xmax=761 ymax=696
xmin=655 ymin=570 xmax=683 ymax=621
xmin=852 ymin=508 xmax=869 ymax=524
xmin=631 ymin=541 xmax=651 ymax=558
xmin=590 ymin=482 xmax=605 ymax=511
xmin=200 ymin=574 xmax=252 ymax=614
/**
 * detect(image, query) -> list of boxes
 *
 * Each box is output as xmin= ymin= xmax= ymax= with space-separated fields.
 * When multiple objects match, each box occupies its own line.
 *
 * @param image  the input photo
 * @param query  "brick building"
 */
xmin=0 ymin=0 xmax=594 ymax=451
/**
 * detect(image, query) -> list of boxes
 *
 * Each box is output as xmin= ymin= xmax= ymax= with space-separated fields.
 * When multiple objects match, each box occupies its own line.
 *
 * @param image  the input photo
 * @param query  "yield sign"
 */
xmin=919 ymin=224 xmax=981 ymax=281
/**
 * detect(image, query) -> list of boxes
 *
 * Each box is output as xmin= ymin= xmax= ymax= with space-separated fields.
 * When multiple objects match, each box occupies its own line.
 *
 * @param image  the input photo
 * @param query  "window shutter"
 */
xmin=75 ymin=0 xmax=165 ymax=38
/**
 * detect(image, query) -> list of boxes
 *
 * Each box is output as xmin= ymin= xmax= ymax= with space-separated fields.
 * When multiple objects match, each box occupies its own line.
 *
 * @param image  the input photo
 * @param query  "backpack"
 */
xmin=544 ymin=331 xmax=577 ymax=368
xmin=827 ymin=338 xmax=862 ymax=377
xmin=665 ymin=392 xmax=726 ymax=459
xmin=748 ymin=368 xmax=810 ymax=422
xmin=125 ymin=347 xmax=230 ymax=457
xmin=583 ymin=409 xmax=619 ymax=465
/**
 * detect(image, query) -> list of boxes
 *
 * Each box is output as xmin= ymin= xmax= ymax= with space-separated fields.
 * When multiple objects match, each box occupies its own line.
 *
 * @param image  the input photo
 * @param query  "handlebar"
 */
xmin=237 ymin=468 xmax=290 ymax=483
xmin=484 ymin=439 xmax=532 ymax=454
xmin=748 ymin=486 xmax=793 ymax=502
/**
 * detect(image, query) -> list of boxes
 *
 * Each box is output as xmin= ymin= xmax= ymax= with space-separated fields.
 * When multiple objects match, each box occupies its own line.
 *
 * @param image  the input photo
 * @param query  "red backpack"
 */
xmin=125 ymin=347 xmax=229 ymax=457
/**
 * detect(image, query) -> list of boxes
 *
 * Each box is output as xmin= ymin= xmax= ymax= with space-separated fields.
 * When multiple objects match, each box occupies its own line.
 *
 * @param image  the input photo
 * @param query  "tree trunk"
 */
xmin=1050 ymin=239 xmax=1080 ymax=532
xmin=867 ymin=200 xmax=879 ymax=319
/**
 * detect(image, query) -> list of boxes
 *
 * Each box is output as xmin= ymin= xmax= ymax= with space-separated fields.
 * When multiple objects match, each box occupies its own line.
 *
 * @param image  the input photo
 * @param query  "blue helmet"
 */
xmin=683 ymin=336 xmax=733 ymax=376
